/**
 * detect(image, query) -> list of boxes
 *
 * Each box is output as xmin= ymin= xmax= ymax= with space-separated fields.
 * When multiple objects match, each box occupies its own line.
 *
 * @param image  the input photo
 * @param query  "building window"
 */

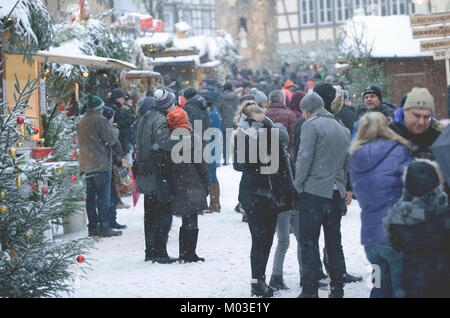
xmin=301 ymin=0 xmax=315 ymax=25
xmin=391 ymin=0 xmax=407 ymax=15
xmin=380 ymin=0 xmax=388 ymax=15
xmin=336 ymin=0 xmax=351 ymax=22
xmin=318 ymin=0 xmax=332 ymax=24
xmin=202 ymin=11 xmax=211 ymax=29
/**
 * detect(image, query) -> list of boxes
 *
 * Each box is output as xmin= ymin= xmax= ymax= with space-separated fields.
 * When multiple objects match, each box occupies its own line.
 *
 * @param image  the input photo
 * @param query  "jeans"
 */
xmin=86 ymin=171 xmax=112 ymax=233
xmin=109 ymin=172 xmax=121 ymax=225
xmin=246 ymin=198 xmax=278 ymax=280
xmin=299 ymin=191 xmax=346 ymax=294
xmin=364 ymin=244 xmax=404 ymax=298
xmin=272 ymin=210 xmax=302 ymax=278
xmin=207 ymin=165 xmax=218 ymax=184
xmin=144 ymin=194 xmax=173 ymax=257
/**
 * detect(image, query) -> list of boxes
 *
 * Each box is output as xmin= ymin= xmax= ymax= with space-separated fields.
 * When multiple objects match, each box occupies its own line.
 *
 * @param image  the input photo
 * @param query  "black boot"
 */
xmin=151 ymin=250 xmax=178 ymax=264
xmin=344 ymin=273 xmax=363 ymax=283
xmin=111 ymin=221 xmax=127 ymax=230
xmin=251 ymin=276 xmax=274 ymax=298
xmin=329 ymin=286 xmax=344 ymax=298
xmin=179 ymin=228 xmax=204 ymax=263
xmin=269 ymin=275 xmax=289 ymax=291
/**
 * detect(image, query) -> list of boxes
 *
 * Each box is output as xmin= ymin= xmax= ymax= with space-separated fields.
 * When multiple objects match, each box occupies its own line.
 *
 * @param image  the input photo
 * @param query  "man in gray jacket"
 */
xmin=135 ymin=89 xmax=178 ymax=264
xmin=77 ymin=94 xmax=122 ymax=238
xmin=294 ymin=92 xmax=351 ymax=298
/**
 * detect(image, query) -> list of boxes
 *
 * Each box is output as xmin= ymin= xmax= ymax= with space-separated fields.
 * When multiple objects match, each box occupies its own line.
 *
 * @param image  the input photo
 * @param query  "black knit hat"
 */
xmin=362 ymin=85 xmax=383 ymax=103
xmin=314 ymin=83 xmax=336 ymax=112
xmin=102 ymin=106 xmax=115 ymax=120
xmin=154 ymin=89 xmax=176 ymax=110
xmin=111 ymin=88 xmax=126 ymax=101
xmin=183 ymin=87 xmax=197 ymax=100
xmin=405 ymin=161 xmax=440 ymax=196
xmin=223 ymin=83 xmax=233 ymax=92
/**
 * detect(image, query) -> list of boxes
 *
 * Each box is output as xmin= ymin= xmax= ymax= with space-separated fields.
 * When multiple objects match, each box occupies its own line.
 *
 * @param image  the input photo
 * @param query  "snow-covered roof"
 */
xmin=341 ymin=15 xmax=434 ymax=58
xmin=33 ymin=50 xmax=137 ymax=71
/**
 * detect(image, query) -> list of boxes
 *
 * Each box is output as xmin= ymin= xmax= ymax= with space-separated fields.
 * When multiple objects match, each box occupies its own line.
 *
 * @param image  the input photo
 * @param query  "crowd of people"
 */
xmin=76 ymin=65 xmax=450 ymax=298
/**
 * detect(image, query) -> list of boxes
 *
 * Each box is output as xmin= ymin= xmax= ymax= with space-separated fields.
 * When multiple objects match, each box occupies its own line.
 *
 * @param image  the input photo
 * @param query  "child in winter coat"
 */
xmin=383 ymin=160 xmax=450 ymax=298
xmin=167 ymin=108 xmax=209 ymax=263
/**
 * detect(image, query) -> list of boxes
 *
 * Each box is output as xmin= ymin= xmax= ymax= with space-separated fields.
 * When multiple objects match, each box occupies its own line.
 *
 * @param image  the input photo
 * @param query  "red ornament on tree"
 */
xmin=32 ymin=183 xmax=38 ymax=190
xmin=17 ymin=117 xmax=25 ymax=124
xmin=43 ymin=187 xmax=48 ymax=195
xmin=77 ymin=255 xmax=85 ymax=263
xmin=71 ymin=176 xmax=77 ymax=183
xmin=59 ymin=104 xmax=65 ymax=112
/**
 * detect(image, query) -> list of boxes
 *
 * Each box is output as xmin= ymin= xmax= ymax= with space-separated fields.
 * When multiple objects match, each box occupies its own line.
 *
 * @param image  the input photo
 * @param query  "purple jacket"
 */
xmin=350 ymin=140 xmax=412 ymax=246
xmin=265 ymin=103 xmax=297 ymax=156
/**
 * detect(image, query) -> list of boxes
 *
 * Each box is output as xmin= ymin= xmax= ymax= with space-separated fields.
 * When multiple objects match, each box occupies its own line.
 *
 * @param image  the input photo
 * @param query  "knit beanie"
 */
xmin=250 ymin=88 xmax=268 ymax=105
xmin=102 ymin=106 xmax=115 ymax=120
xmin=404 ymin=87 xmax=435 ymax=113
xmin=223 ymin=83 xmax=233 ymax=92
xmin=405 ymin=160 xmax=440 ymax=196
xmin=183 ymin=87 xmax=197 ymax=100
xmin=300 ymin=92 xmax=325 ymax=113
xmin=139 ymin=97 xmax=156 ymax=117
xmin=111 ymin=88 xmax=126 ymax=101
xmin=284 ymin=80 xmax=295 ymax=89
xmin=167 ymin=109 xmax=192 ymax=132
xmin=314 ymin=83 xmax=336 ymax=113
xmin=362 ymin=85 xmax=383 ymax=103
xmin=154 ymin=89 xmax=176 ymax=110
xmin=86 ymin=94 xmax=104 ymax=111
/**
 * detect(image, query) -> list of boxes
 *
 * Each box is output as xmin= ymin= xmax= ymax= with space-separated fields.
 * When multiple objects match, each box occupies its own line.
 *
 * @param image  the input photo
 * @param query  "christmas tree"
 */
xmin=0 ymin=63 xmax=94 ymax=298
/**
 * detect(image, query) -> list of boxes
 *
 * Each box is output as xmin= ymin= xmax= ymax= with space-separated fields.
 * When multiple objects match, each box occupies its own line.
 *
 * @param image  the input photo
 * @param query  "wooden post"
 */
xmin=446 ymin=58 xmax=450 ymax=86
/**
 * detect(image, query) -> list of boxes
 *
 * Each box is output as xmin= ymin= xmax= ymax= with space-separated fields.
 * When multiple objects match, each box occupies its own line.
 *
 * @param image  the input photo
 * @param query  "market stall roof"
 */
xmin=147 ymin=55 xmax=221 ymax=68
xmin=32 ymin=51 xmax=137 ymax=71
xmin=124 ymin=70 xmax=162 ymax=80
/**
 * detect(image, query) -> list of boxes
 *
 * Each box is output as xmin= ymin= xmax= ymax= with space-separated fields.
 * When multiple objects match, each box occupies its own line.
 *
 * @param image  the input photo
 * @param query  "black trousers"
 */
xmin=299 ymin=191 xmax=346 ymax=293
xmin=144 ymin=194 xmax=173 ymax=257
xmin=246 ymin=198 xmax=278 ymax=280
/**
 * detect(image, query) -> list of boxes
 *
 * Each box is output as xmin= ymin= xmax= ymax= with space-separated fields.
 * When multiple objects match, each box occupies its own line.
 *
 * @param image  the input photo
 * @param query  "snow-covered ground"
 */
xmin=61 ymin=164 xmax=372 ymax=298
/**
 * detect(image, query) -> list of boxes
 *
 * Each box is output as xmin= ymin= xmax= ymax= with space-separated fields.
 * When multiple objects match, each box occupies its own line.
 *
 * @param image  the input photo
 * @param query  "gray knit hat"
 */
xmin=250 ymin=88 xmax=268 ymax=105
xmin=154 ymin=89 xmax=176 ymax=109
xmin=300 ymin=92 xmax=325 ymax=113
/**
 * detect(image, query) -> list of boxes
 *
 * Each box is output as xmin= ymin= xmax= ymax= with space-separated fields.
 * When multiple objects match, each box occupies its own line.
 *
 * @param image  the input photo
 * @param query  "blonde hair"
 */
xmin=349 ymin=112 xmax=411 ymax=154
xmin=234 ymin=100 xmax=265 ymax=124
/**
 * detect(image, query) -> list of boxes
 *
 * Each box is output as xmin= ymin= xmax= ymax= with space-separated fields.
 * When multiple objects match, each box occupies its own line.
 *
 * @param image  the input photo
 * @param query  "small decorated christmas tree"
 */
xmin=0 ymin=64 xmax=94 ymax=298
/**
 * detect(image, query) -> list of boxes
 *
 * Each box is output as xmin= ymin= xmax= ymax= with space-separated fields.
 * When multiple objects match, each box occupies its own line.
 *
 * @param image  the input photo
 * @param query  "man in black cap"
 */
xmin=77 ymin=95 xmax=122 ymax=238
xmin=135 ymin=89 xmax=178 ymax=264
xmin=360 ymin=85 xmax=395 ymax=120
xmin=107 ymin=88 xmax=136 ymax=177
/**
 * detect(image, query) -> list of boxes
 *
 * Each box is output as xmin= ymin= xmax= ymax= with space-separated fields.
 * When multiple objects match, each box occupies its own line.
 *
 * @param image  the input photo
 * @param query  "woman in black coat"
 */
xmin=233 ymin=100 xmax=295 ymax=298
xmin=167 ymin=108 xmax=209 ymax=263
xmin=384 ymin=160 xmax=450 ymax=298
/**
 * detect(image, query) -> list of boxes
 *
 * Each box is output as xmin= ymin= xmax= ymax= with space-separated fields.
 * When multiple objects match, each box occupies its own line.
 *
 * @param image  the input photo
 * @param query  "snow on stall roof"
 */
xmin=342 ymin=15 xmax=433 ymax=58
xmin=0 ymin=0 xmax=38 ymax=43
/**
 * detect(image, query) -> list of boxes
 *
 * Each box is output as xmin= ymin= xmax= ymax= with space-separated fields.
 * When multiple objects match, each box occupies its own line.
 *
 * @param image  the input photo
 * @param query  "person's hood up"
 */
xmin=350 ymin=140 xmax=401 ymax=173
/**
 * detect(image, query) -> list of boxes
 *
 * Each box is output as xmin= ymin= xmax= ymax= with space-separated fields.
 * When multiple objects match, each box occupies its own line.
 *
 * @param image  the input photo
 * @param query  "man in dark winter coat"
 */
xmin=183 ymin=93 xmax=211 ymax=139
xmin=265 ymin=90 xmax=297 ymax=157
xmin=216 ymin=83 xmax=238 ymax=137
xmin=134 ymin=90 xmax=179 ymax=264
xmin=384 ymin=160 xmax=450 ymax=298
xmin=352 ymin=85 xmax=396 ymax=137
xmin=336 ymin=91 xmax=357 ymax=134
xmin=294 ymin=92 xmax=351 ymax=298
xmin=389 ymin=87 xmax=441 ymax=160
xmin=107 ymin=88 xmax=136 ymax=159
xmin=77 ymin=94 xmax=122 ymax=238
